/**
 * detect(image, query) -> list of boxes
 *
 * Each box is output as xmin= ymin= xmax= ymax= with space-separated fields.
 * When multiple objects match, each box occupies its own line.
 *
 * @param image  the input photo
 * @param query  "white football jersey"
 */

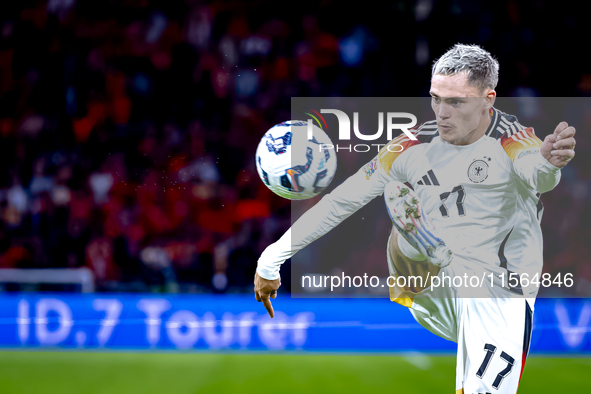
xmin=258 ymin=108 xmax=561 ymax=297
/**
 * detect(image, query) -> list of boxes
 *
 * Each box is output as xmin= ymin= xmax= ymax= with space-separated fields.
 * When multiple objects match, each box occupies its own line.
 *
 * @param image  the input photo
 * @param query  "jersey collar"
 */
xmin=485 ymin=107 xmax=499 ymax=137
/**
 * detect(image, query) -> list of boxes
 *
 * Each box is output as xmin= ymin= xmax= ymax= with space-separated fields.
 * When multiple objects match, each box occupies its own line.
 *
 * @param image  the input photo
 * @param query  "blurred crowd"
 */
xmin=0 ymin=0 xmax=590 ymax=295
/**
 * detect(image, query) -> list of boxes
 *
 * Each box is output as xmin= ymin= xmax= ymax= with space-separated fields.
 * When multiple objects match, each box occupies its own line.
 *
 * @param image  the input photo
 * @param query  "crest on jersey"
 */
xmin=468 ymin=159 xmax=489 ymax=183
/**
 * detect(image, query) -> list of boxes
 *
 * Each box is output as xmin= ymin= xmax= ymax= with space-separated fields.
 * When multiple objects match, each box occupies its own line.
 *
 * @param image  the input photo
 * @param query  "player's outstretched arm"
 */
xmin=253 ymin=155 xmax=394 ymax=317
xmin=253 ymin=132 xmax=421 ymax=317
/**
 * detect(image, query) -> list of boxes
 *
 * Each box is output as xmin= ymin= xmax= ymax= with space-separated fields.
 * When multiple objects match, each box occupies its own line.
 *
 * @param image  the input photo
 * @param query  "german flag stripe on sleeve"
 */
xmin=501 ymin=127 xmax=542 ymax=161
xmin=378 ymin=135 xmax=421 ymax=173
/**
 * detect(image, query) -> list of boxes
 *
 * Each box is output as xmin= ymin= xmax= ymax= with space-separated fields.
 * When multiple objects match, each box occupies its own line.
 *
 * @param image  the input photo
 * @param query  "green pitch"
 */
xmin=0 ymin=351 xmax=589 ymax=393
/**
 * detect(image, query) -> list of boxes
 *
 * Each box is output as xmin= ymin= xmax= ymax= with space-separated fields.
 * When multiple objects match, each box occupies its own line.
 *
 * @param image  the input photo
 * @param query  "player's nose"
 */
xmin=437 ymin=104 xmax=451 ymax=119
xmin=437 ymin=105 xmax=451 ymax=120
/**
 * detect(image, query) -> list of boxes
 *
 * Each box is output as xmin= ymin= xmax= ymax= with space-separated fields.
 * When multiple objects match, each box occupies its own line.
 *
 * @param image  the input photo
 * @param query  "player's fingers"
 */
xmin=553 ymin=137 xmax=576 ymax=149
xmin=255 ymin=291 xmax=261 ymax=302
xmin=550 ymin=149 xmax=575 ymax=159
xmin=553 ymin=121 xmax=568 ymax=135
xmin=261 ymin=295 xmax=274 ymax=318
xmin=544 ymin=134 xmax=557 ymax=144
xmin=270 ymin=290 xmax=278 ymax=299
xmin=556 ymin=126 xmax=576 ymax=141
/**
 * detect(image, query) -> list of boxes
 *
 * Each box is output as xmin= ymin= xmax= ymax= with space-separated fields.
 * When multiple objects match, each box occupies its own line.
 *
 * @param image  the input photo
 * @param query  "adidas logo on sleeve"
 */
xmin=417 ymin=170 xmax=440 ymax=186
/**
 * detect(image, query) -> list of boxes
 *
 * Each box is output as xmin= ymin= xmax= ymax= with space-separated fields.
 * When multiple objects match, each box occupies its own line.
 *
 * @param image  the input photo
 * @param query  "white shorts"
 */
xmin=387 ymin=240 xmax=534 ymax=393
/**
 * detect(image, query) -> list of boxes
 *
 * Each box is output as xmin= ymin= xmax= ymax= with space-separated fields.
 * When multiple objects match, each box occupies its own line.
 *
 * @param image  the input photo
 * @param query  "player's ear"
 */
xmin=484 ymin=89 xmax=496 ymax=108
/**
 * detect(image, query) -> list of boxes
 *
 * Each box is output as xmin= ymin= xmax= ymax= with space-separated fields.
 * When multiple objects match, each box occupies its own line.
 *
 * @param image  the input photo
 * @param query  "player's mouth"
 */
xmin=438 ymin=124 xmax=453 ymax=132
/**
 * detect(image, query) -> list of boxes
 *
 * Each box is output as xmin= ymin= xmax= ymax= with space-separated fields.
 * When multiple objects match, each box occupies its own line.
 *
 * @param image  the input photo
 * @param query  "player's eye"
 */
xmin=450 ymin=99 xmax=461 ymax=106
xmin=432 ymin=97 xmax=441 ymax=104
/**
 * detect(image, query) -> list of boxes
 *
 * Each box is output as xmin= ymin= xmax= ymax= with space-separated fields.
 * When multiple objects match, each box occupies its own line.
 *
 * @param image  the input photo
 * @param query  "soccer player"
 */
xmin=254 ymin=44 xmax=576 ymax=393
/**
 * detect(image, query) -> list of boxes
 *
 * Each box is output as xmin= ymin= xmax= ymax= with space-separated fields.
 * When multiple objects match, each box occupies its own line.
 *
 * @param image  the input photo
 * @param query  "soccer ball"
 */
xmin=255 ymin=120 xmax=337 ymax=200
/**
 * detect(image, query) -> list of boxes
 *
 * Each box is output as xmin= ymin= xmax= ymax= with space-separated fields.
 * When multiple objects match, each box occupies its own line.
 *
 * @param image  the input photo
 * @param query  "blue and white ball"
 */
xmin=255 ymin=120 xmax=337 ymax=200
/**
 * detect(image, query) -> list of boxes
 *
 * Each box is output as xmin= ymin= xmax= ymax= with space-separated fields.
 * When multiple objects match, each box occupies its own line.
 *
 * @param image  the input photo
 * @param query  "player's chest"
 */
xmin=410 ymin=153 xmax=510 ymax=187
xmin=407 ymin=145 xmax=514 ymax=215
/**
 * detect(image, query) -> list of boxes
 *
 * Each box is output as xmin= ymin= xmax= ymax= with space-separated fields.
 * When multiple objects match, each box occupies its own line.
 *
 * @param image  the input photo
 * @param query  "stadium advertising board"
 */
xmin=0 ymin=294 xmax=589 ymax=354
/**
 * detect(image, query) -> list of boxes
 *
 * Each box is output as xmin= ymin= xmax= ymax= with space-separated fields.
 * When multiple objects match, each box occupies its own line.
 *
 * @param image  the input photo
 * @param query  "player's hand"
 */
xmin=254 ymin=272 xmax=281 ymax=318
xmin=541 ymin=121 xmax=576 ymax=168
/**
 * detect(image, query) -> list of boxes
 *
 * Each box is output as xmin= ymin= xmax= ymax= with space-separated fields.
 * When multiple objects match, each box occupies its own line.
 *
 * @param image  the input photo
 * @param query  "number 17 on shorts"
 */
xmin=456 ymin=298 xmax=532 ymax=393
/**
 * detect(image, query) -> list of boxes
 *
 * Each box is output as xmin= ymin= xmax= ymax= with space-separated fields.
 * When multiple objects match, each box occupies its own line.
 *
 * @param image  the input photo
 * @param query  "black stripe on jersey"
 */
xmin=498 ymin=227 xmax=513 ymax=270
xmin=500 ymin=117 xmax=520 ymax=137
xmin=506 ymin=269 xmax=524 ymax=295
xmin=536 ymin=192 xmax=544 ymax=221
xmin=487 ymin=108 xmax=525 ymax=140
xmin=510 ymin=124 xmax=519 ymax=136
xmin=417 ymin=170 xmax=439 ymax=186
xmin=499 ymin=119 xmax=513 ymax=137
xmin=498 ymin=227 xmax=524 ymax=295
xmin=499 ymin=117 xmax=511 ymax=129
xmin=523 ymin=301 xmax=533 ymax=361
xmin=427 ymin=170 xmax=440 ymax=186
